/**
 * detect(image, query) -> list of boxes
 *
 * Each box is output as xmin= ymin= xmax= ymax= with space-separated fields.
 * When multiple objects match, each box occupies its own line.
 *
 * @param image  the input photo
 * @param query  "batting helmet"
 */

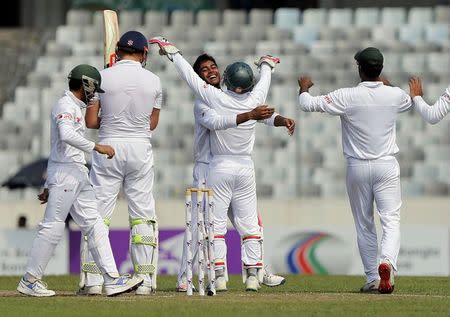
xmin=223 ymin=62 xmax=255 ymax=93
xmin=68 ymin=64 xmax=104 ymax=103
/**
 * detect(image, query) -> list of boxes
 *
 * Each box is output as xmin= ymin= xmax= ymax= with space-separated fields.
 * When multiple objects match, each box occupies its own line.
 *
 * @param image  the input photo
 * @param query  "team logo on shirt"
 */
xmin=76 ymin=117 xmax=81 ymax=123
xmin=57 ymin=113 xmax=73 ymax=121
xmin=324 ymin=95 xmax=333 ymax=104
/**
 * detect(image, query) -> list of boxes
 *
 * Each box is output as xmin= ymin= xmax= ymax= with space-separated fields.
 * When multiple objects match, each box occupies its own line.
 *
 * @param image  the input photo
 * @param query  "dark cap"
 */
xmin=117 ymin=31 xmax=148 ymax=52
xmin=354 ymin=47 xmax=383 ymax=67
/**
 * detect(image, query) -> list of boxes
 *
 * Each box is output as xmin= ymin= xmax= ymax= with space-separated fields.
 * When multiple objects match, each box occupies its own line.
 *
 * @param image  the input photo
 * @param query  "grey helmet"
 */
xmin=223 ymin=62 xmax=255 ymax=93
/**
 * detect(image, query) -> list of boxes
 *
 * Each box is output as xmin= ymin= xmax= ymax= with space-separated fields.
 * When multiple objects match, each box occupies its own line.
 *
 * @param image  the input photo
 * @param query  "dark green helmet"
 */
xmin=68 ymin=64 xmax=104 ymax=93
xmin=223 ymin=62 xmax=255 ymax=93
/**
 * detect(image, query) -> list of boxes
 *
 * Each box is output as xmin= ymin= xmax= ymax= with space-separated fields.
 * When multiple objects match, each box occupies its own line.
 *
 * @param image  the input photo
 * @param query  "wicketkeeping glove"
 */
xmin=254 ymin=55 xmax=280 ymax=72
xmin=148 ymin=36 xmax=180 ymax=61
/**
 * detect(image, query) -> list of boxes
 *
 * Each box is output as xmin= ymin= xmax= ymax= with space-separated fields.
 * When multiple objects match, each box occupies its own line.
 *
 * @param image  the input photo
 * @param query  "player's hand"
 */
xmin=409 ymin=77 xmax=423 ymax=98
xmin=250 ymin=105 xmax=275 ymax=120
xmin=254 ymin=55 xmax=280 ymax=71
xmin=380 ymin=76 xmax=392 ymax=87
xmin=284 ymin=118 xmax=296 ymax=136
xmin=94 ymin=144 xmax=115 ymax=159
xmin=298 ymin=76 xmax=314 ymax=93
xmin=148 ymin=36 xmax=180 ymax=60
xmin=38 ymin=188 xmax=49 ymax=204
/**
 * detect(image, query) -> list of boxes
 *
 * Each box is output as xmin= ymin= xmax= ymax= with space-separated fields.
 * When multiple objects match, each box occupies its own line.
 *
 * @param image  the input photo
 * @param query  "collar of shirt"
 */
xmin=65 ymin=90 xmax=86 ymax=109
xmin=358 ymin=81 xmax=384 ymax=88
xmin=114 ymin=59 xmax=142 ymax=67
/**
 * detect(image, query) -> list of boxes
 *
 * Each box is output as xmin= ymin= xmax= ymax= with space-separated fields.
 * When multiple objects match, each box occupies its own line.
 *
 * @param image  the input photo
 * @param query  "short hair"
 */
xmin=359 ymin=62 xmax=383 ymax=79
xmin=193 ymin=53 xmax=218 ymax=76
xmin=68 ymin=78 xmax=83 ymax=91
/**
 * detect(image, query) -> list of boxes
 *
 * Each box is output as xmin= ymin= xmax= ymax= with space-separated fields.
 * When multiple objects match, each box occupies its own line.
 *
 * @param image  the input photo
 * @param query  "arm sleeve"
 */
xmin=154 ymin=77 xmax=163 ymax=109
xmin=250 ymin=64 xmax=272 ymax=104
xmin=298 ymin=89 xmax=346 ymax=116
xmin=55 ymin=112 xmax=95 ymax=153
xmin=172 ymin=53 xmax=221 ymax=107
xmin=195 ymin=100 xmax=237 ymax=130
xmin=413 ymin=91 xmax=450 ymax=124
xmin=258 ymin=112 xmax=279 ymax=126
xmin=397 ymin=89 xmax=413 ymax=113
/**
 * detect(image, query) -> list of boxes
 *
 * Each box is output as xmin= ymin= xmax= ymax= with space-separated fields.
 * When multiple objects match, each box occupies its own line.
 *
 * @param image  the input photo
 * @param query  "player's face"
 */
xmin=199 ymin=60 xmax=220 ymax=86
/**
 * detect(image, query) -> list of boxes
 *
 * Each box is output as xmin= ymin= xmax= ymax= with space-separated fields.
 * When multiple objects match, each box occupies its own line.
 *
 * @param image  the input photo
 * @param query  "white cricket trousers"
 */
xmin=177 ymin=161 xmax=208 ymax=283
xmin=346 ymin=156 xmax=401 ymax=282
xmin=83 ymin=138 xmax=157 ymax=287
xmin=207 ymin=156 xmax=261 ymax=268
xmin=26 ymin=163 xmax=118 ymax=279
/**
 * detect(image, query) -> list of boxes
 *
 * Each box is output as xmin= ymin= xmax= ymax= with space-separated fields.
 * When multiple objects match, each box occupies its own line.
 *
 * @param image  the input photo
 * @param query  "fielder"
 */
xmin=17 ymin=64 xmax=142 ymax=297
xmin=150 ymin=37 xmax=295 ymax=291
xmin=80 ymin=31 xmax=162 ymax=295
xmin=298 ymin=47 xmax=413 ymax=294
xmin=176 ymin=53 xmax=286 ymax=292
xmin=409 ymin=78 xmax=450 ymax=123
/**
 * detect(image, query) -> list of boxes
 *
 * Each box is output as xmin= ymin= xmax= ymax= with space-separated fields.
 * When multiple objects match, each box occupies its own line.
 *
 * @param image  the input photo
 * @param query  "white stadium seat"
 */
xmin=354 ymin=8 xmax=379 ymax=26
xmin=380 ymin=7 xmax=407 ymax=26
xmin=302 ymin=8 xmax=327 ymax=26
xmin=274 ymin=8 xmax=300 ymax=30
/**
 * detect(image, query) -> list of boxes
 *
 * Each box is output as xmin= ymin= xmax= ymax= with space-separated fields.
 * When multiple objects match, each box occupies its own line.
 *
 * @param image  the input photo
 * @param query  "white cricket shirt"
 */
xmin=98 ymin=60 xmax=163 ymax=139
xmin=48 ymin=90 xmax=95 ymax=166
xmin=298 ymin=81 xmax=412 ymax=160
xmin=413 ymin=84 xmax=450 ymax=124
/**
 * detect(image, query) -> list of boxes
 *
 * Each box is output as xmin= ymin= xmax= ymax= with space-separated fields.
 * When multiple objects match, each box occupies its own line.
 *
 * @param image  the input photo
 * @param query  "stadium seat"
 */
xmin=72 ymin=42 xmax=99 ymax=56
xmin=66 ymin=9 xmax=92 ymax=25
xmin=399 ymin=25 xmax=424 ymax=45
xmin=274 ymin=8 xmax=300 ymax=30
xmin=55 ymin=25 xmax=82 ymax=46
xmin=407 ymin=7 xmax=434 ymax=25
xmin=214 ymin=25 xmax=240 ymax=41
xmin=119 ymin=10 xmax=143 ymax=30
xmin=371 ymin=26 xmax=398 ymax=43
xmin=171 ymin=10 xmax=194 ymax=29
xmin=282 ymin=41 xmax=308 ymax=55
xmin=402 ymin=53 xmax=426 ymax=74
xmin=380 ymin=7 xmax=407 ymax=26
xmin=302 ymin=8 xmax=327 ymax=26
xmin=161 ymin=26 xmax=187 ymax=42
xmin=425 ymin=83 xmax=448 ymax=101
xmin=35 ymin=56 xmax=60 ymax=73
xmin=427 ymin=52 xmax=450 ymax=75
xmin=230 ymin=41 xmax=255 ymax=56
xmin=435 ymin=5 xmax=450 ymax=23
xmin=204 ymin=41 xmax=229 ymax=56
xmin=223 ymin=9 xmax=246 ymax=26
xmin=309 ymin=41 xmax=336 ymax=55
xmin=255 ymin=41 xmax=282 ymax=56
xmin=328 ymin=8 xmax=353 ymax=26
xmin=319 ymin=27 xmax=346 ymax=41
xmin=354 ymin=8 xmax=379 ymax=26
xmin=266 ymin=26 xmax=292 ymax=41
xmin=144 ymin=10 xmax=168 ymax=34
xmin=292 ymin=25 xmax=319 ymax=47
xmin=187 ymin=26 xmax=214 ymax=43
xmin=82 ymin=25 xmax=103 ymax=43
xmin=240 ymin=26 xmax=266 ymax=42
xmin=196 ymin=10 xmax=220 ymax=27
xmin=425 ymin=24 xmax=450 ymax=45
xmin=249 ymin=9 xmax=273 ymax=26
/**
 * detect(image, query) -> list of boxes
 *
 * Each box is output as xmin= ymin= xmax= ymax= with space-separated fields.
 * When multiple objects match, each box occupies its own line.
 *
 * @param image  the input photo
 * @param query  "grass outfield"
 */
xmin=1 ymin=275 xmax=449 ymax=317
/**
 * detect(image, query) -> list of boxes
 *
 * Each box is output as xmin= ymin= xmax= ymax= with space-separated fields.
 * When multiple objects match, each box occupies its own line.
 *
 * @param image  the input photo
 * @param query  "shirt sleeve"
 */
xmin=172 ymin=53 xmax=221 ymax=107
xmin=250 ymin=64 xmax=272 ymax=104
xmin=154 ymin=77 xmax=163 ymax=109
xmin=298 ymin=89 xmax=346 ymax=116
xmin=55 ymin=109 xmax=95 ymax=153
xmin=413 ymin=89 xmax=450 ymax=124
xmin=397 ymin=89 xmax=413 ymax=113
xmin=258 ymin=112 xmax=279 ymax=126
xmin=195 ymin=100 xmax=237 ymax=130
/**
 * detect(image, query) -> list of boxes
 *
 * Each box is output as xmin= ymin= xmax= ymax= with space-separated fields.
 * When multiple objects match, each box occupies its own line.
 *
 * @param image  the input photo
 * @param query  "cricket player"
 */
xmin=176 ymin=53 xmax=286 ymax=292
xmin=409 ymin=78 xmax=450 ymax=123
xmin=80 ymin=31 xmax=162 ymax=295
xmin=150 ymin=37 xmax=295 ymax=291
xmin=298 ymin=47 xmax=413 ymax=294
xmin=17 ymin=64 xmax=143 ymax=297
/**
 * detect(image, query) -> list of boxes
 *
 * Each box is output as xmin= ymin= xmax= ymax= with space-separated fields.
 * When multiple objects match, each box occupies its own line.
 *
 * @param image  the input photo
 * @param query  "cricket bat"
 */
xmin=103 ymin=10 xmax=120 ymax=68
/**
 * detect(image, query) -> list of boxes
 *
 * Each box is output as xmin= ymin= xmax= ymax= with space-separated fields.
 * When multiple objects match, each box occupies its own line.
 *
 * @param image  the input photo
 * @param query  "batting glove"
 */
xmin=148 ymin=36 xmax=180 ymax=61
xmin=254 ymin=55 xmax=280 ymax=72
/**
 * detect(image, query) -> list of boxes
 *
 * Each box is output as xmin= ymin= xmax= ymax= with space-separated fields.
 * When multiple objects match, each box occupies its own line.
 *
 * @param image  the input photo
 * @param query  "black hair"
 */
xmin=68 ymin=78 xmax=83 ymax=91
xmin=359 ymin=63 xmax=383 ymax=79
xmin=193 ymin=53 xmax=218 ymax=76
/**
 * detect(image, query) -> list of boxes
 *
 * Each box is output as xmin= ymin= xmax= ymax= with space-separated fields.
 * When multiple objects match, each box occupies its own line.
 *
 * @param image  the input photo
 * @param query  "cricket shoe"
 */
xmin=104 ymin=275 xmax=143 ymax=297
xmin=77 ymin=285 xmax=102 ymax=296
xmin=245 ymin=276 xmax=260 ymax=292
xmin=17 ymin=277 xmax=56 ymax=297
xmin=262 ymin=268 xmax=286 ymax=287
xmin=176 ymin=278 xmax=196 ymax=292
xmin=360 ymin=279 xmax=380 ymax=293
xmin=136 ymin=284 xmax=154 ymax=295
xmin=215 ymin=276 xmax=228 ymax=292
xmin=378 ymin=261 xmax=395 ymax=294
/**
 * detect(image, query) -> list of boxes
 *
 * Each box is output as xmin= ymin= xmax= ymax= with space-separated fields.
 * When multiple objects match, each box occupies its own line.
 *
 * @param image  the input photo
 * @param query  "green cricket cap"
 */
xmin=68 ymin=64 xmax=105 ymax=93
xmin=354 ymin=47 xmax=383 ymax=67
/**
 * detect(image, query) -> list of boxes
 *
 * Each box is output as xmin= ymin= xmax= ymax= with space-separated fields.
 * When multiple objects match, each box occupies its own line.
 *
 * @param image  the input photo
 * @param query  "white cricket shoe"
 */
xmin=262 ymin=268 xmax=286 ymax=287
xmin=176 ymin=276 xmax=196 ymax=292
xmin=17 ymin=277 xmax=56 ymax=297
xmin=104 ymin=275 xmax=143 ymax=297
xmin=360 ymin=279 xmax=380 ymax=293
xmin=215 ymin=276 xmax=227 ymax=292
xmin=77 ymin=285 xmax=102 ymax=296
xmin=136 ymin=284 xmax=153 ymax=295
xmin=378 ymin=261 xmax=395 ymax=294
xmin=245 ymin=276 xmax=260 ymax=292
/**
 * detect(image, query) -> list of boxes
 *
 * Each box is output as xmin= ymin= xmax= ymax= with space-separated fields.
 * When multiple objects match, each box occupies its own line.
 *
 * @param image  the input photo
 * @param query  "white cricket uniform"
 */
xmin=413 ymin=85 xmax=450 ymax=124
xmin=177 ymin=98 xmax=237 ymax=282
xmin=172 ymin=53 xmax=276 ymax=270
xmin=298 ymin=81 xmax=412 ymax=282
xmin=83 ymin=60 xmax=162 ymax=288
xmin=26 ymin=90 xmax=118 ymax=279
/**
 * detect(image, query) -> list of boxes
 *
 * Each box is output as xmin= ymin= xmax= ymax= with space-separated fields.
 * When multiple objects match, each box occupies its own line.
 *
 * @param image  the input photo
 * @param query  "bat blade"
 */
xmin=103 ymin=10 xmax=119 ymax=68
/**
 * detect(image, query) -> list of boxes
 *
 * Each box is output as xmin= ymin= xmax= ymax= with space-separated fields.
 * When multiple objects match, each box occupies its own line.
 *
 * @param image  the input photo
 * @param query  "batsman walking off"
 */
xmin=80 ymin=31 xmax=162 ymax=295
xmin=17 ymin=64 xmax=142 ymax=297
xmin=298 ymin=47 xmax=414 ymax=294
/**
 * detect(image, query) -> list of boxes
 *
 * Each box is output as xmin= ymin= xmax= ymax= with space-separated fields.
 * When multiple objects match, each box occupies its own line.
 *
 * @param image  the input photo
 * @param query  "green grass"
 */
xmin=1 ymin=275 xmax=449 ymax=317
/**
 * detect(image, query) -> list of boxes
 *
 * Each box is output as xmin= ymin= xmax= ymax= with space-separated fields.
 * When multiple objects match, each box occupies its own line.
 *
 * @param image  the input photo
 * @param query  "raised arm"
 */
xmin=251 ymin=56 xmax=280 ymax=104
xmin=410 ymin=78 xmax=450 ymax=124
xmin=297 ymin=76 xmax=345 ymax=115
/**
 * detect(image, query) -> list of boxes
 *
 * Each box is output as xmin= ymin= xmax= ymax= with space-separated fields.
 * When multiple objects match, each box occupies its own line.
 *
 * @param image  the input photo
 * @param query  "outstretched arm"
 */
xmin=410 ymin=78 xmax=450 ymax=124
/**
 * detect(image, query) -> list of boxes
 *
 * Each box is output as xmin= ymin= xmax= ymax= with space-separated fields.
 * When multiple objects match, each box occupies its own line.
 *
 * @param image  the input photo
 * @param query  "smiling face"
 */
xmin=198 ymin=60 xmax=221 ymax=88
